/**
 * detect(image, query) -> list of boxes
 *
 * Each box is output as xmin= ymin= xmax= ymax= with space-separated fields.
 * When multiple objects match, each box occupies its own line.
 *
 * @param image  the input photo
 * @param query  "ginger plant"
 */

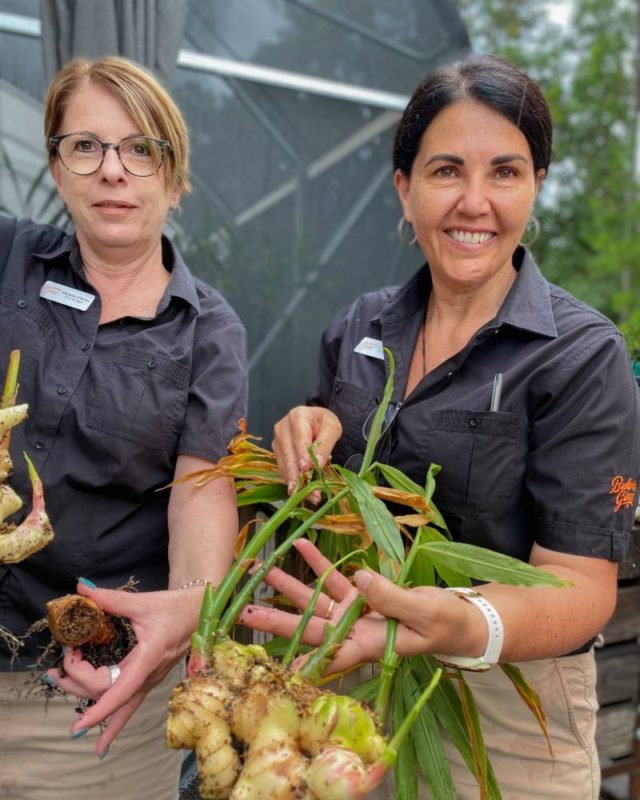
xmin=167 ymin=586 xmax=442 ymax=800
xmin=168 ymin=351 xmax=569 ymax=800
xmin=0 ymin=350 xmax=54 ymax=564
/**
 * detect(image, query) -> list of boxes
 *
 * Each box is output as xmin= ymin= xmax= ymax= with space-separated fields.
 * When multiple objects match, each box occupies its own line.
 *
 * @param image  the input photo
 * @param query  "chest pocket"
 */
xmin=328 ymin=378 xmax=378 ymax=466
xmin=87 ymin=346 xmax=190 ymax=451
xmin=0 ymin=289 xmax=53 ymax=361
xmin=417 ymin=409 xmax=521 ymax=519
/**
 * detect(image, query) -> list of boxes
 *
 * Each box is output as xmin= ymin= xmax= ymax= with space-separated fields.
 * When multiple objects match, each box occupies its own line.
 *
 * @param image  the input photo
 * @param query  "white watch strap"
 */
xmin=434 ymin=587 xmax=504 ymax=671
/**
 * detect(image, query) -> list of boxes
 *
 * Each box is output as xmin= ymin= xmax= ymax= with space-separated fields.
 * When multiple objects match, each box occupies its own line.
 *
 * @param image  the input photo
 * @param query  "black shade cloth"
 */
xmin=40 ymin=0 xmax=187 ymax=83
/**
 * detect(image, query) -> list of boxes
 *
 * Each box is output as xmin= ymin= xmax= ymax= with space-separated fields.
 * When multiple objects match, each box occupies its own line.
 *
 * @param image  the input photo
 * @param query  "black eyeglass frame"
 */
xmin=48 ymin=131 xmax=172 ymax=177
xmin=343 ymin=400 xmax=403 ymax=472
xmin=361 ymin=399 xmax=402 ymax=443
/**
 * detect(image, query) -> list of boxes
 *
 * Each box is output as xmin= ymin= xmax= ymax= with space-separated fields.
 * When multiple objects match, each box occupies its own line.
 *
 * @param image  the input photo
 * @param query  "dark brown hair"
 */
xmin=393 ymin=54 xmax=552 ymax=176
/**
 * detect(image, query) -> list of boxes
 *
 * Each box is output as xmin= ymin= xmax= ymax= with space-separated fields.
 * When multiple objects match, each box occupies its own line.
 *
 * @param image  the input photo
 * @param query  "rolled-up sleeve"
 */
xmin=178 ymin=298 xmax=248 ymax=462
xmin=527 ymin=331 xmax=640 ymax=561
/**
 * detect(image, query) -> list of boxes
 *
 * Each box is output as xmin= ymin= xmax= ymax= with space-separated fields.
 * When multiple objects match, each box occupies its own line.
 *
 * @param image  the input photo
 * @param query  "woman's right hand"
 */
xmin=272 ymin=406 xmax=342 ymax=493
xmin=240 ymin=539 xmax=485 ymax=675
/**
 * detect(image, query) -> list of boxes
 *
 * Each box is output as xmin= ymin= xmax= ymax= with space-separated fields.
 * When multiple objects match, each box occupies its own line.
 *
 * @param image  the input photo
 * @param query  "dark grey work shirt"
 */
xmin=0 ymin=217 xmax=247 ymax=669
xmin=311 ymin=248 xmax=640 ymax=568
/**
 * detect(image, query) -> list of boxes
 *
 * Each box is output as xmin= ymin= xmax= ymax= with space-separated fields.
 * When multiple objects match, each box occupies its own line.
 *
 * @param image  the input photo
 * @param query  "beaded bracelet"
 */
xmin=177 ymin=578 xmax=208 ymax=590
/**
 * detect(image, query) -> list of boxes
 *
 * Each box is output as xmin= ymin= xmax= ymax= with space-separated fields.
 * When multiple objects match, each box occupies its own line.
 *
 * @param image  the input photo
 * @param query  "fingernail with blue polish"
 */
xmin=71 ymin=727 xmax=90 ymax=739
xmin=78 ymin=577 xmax=97 ymax=589
xmin=98 ymin=746 xmax=110 ymax=760
xmin=41 ymin=673 xmax=57 ymax=688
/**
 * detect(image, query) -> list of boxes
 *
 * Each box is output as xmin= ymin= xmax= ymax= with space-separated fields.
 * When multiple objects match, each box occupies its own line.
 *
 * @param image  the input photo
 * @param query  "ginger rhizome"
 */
xmin=0 ymin=351 xmax=54 ymax=564
xmin=166 ymin=599 xmax=439 ymax=800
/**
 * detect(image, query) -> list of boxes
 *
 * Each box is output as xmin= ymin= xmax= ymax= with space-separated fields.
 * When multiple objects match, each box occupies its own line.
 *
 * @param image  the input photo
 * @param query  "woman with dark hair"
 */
xmin=241 ymin=55 xmax=640 ymax=798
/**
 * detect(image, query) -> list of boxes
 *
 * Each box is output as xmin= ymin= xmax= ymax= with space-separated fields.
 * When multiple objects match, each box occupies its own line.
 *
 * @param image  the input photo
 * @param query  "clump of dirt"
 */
xmin=6 ymin=578 xmax=140 ymax=707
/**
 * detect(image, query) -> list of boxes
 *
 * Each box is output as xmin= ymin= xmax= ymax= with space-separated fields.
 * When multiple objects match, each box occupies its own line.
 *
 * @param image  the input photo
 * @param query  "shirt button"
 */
xmin=147 ymin=359 xmax=158 ymax=369
xmin=335 ymin=384 xmax=342 ymax=394
xmin=34 ymin=440 xmax=45 ymax=450
xmin=446 ymin=371 xmax=454 ymax=378
xmin=57 ymin=385 xmax=67 ymax=395
xmin=80 ymin=343 xmax=90 ymax=351
xmin=469 ymin=416 xmax=480 ymax=428
xmin=17 ymin=299 xmax=27 ymax=309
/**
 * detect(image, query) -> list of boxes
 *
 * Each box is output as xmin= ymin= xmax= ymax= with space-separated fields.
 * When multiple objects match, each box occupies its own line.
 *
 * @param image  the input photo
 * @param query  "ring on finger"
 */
xmin=108 ymin=664 xmax=121 ymax=685
xmin=325 ymin=599 xmax=336 ymax=619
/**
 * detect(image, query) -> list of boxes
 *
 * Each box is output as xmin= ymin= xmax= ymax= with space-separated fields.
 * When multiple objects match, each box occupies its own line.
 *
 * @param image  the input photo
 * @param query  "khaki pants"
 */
xmin=435 ymin=651 xmax=600 ymax=800
xmin=340 ymin=652 xmax=599 ymax=800
xmin=0 ymin=665 xmax=184 ymax=800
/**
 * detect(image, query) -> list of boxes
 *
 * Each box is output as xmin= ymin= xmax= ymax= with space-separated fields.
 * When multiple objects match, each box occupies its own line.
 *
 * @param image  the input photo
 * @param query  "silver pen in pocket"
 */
xmin=490 ymin=373 xmax=503 ymax=412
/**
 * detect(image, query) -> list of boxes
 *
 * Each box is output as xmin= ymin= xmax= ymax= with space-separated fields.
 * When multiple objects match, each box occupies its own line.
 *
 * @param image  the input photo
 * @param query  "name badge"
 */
xmin=40 ymin=281 xmax=95 ymax=311
xmin=354 ymin=337 xmax=384 ymax=360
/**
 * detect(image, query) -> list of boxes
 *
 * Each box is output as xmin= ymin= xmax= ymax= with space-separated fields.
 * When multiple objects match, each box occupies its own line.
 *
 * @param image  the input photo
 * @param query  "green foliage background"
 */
xmin=457 ymin=0 xmax=640 ymax=354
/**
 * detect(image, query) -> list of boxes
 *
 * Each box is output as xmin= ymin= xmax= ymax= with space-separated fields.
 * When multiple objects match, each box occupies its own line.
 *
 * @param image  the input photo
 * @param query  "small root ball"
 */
xmin=46 ymin=594 xmax=116 ymax=647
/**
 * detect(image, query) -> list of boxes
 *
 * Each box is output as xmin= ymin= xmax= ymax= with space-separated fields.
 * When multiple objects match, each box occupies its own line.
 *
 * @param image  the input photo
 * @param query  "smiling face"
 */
xmin=395 ymin=99 xmax=545 ymax=296
xmin=50 ymin=80 xmax=180 ymax=260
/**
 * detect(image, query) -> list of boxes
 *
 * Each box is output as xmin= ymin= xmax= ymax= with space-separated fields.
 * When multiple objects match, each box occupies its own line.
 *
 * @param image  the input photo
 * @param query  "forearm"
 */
xmin=345 ymin=545 xmax=619 ymax=666
xmin=478 ymin=554 xmax=618 ymax=662
xmin=167 ymin=454 xmax=239 ymax=590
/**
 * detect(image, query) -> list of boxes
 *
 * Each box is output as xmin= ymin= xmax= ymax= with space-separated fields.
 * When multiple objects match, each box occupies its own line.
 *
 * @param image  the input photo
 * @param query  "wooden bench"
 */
xmin=597 ymin=529 xmax=640 ymax=798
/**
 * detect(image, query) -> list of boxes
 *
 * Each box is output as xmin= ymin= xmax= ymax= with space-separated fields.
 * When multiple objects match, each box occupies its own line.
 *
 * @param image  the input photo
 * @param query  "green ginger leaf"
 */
xmin=421 ymin=541 xmax=571 ymax=587
xmin=403 ymin=663 xmax=458 ymax=800
xmin=335 ymin=465 xmax=405 ymax=566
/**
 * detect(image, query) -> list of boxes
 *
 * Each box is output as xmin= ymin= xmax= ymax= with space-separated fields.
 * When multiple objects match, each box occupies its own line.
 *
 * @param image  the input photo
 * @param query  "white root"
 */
xmin=230 ymin=694 xmax=312 ymax=800
xmin=166 ymin=641 xmax=390 ymax=800
xmin=299 ymin=695 xmax=386 ymax=763
xmin=306 ymin=746 xmax=387 ymax=800
xmin=0 ymin=484 xmax=22 ymax=523
xmin=0 ymin=404 xmax=27 ymax=437
xmin=166 ymin=677 xmax=240 ymax=799
xmin=0 ymin=453 xmax=54 ymax=564
xmin=0 ymin=449 xmax=13 ymax=482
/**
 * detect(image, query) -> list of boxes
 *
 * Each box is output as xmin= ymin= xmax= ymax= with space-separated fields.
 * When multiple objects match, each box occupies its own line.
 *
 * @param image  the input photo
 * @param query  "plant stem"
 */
xmin=216 ymin=486 xmax=350 ymax=639
xmin=198 ymin=481 xmax=323 ymax=647
xmin=378 ymin=667 xmax=443 ymax=768
xmin=358 ymin=349 xmax=395 ymax=476
xmin=298 ymin=594 xmax=366 ymax=682
xmin=375 ymin=527 xmax=424 ymax=720
xmin=1 ymin=350 xmax=20 ymax=408
xmin=376 ymin=623 xmax=399 ymax=724
xmin=282 ymin=549 xmax=365 ymax=668
xmin=189 ymin=583 xmax=216 ymax=670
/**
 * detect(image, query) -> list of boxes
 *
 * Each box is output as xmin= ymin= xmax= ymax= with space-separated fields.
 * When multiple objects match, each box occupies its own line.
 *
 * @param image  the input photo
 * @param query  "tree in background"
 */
xmin=458 ymin=0 xmax=640 ymax=352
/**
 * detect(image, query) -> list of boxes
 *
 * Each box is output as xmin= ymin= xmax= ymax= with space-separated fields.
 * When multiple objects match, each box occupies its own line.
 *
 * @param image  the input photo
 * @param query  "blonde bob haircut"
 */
xmin=44 ymin=56 xmax=190 ymax=195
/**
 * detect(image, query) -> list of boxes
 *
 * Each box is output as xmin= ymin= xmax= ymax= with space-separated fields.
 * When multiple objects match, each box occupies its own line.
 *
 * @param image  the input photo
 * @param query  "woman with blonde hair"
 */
xmin=0 ymin=56 xmax=246 ymax=800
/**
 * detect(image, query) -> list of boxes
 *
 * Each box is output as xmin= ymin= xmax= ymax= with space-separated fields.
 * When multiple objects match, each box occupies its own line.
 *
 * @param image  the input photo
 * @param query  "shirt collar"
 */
xmin=494 ymin=248 xmax=557 ymax=338
xmin=35 ymin=232 xmax=201 ymax=314
xmin=375 ymin=247 xmax=557 ymax=339
xmin=159 ymin=237 xmax=201 ymax=313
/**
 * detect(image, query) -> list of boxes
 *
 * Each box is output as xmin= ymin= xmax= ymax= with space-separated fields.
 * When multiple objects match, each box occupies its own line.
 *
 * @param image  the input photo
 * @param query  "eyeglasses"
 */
xmin=362 ymin=399 xmax=402 ymax=442
xmin=48 ymin=132 xmax=172 ymax=177
xmin=344 ymin=400 xmax=402 ymax=472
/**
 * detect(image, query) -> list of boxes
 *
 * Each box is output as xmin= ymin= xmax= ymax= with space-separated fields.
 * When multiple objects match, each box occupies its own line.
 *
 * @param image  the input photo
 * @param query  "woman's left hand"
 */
xmin=45 ymin=580 xmax=203 ymax=757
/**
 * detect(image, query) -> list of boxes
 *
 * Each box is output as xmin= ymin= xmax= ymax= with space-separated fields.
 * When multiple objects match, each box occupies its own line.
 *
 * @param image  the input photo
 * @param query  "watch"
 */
xmin=433 ymin=587 xmax=504 ymax=672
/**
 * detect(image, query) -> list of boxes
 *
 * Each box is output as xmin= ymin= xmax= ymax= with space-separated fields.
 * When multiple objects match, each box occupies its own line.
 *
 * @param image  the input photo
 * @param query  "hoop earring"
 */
xmin=520 ymin=214 xmax=540 ymax=246
xmin=397 ymin=216 xmax=417 ymax=246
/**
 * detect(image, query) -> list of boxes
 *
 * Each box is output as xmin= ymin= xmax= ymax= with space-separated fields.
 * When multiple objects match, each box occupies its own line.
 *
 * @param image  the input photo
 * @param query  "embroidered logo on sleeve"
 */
xmin=609 ymin=476 xmax=638 ymax=513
